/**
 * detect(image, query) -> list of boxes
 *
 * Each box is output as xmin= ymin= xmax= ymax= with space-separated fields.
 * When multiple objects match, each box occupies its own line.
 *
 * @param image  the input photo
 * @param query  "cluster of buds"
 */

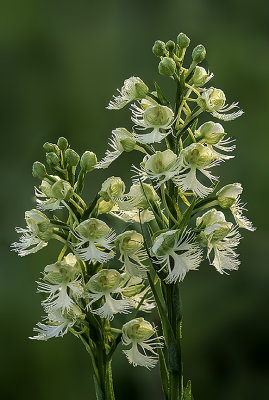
xmin=12 ymin=31 xmax=254 ymax=400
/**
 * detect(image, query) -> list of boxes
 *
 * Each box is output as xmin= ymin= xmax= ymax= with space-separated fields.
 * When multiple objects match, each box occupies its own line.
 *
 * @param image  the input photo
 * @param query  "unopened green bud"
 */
xmin=51 ymin=179 xmax=73 ymax=201
xmin=177 ymin=32 xmax=190 ymax=48
xmin=32 ymin=161 xmax=47 ymax=179
xmin=86 ymin=269 xmax=121 ymax=293
xmin=57 ymin=137 xmax=68 ymax=151
xmin=43 ymin=142 xmax=60 ymax=154
xmin=123 ymin=318 xmax=155 ymax=342
xmin=158 ymin=57 xmax=176 ymax=76
xmin=80 ymin=151 xmax=97 ymax=172
xmin=99 ymin=176 xmax=125 ymax=201
xmin=152 ymin=40 xmax=166 ymax=57
xmin=165 ymin=40 xmax=175 ymax=55
xmin=65 ymin=148 xmax=80 ymax=166
xmin=46 ymin=152 xmax=60 ymax=167
xmin=192 ymin=44 xmax=206 ymax=63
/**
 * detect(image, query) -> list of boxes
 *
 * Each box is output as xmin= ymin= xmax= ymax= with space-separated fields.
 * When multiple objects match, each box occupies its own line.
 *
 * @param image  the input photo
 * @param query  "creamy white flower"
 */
xmin=131 ymin=104 xmax=174 ymax=144
xmin=115 ymin=231 xmax=148 ymax=278
xmin=111 ymin=206 xmax=155 ymax=224
xmin=11 ymin=210 xmax=53 ymax=256
xmin=95 ymin=128 xmax=136 ymax=169
xmin=172 ymin=143 xmax=219 ymax=198
xmin=122 ymin=318 xmax=163 ymax=369
xmin=117 ymin=183 xmax=159 ymax=212
xmin=107 ymin=77 xmax=149 ymax=110
xmin=86 ymin=269 xmax=132 ymax=320
xmin=198 ymin=210 xmax=242 ymax=274
xmin=195 ymin=121 xmax=235 ymax=160
xmin=133 ymin=150 xmax=181 ymax=189
xmin=35 ymin=178 xmax=63 ymax=211
xmin=191 ymin=66 xmax=214 ymax=87
xmin=72 ymin=218 xmax=116 ymax=263
xmin=124 ymin=287 xmax=155 ymax=312
xmin=30 ymin=304 xmax=83 ymax=341
xmin=217 ymin=183 xmax=255 ymax=231
xmin=198 ymin=87 xmax=244 ymax=121
xmin=152 ymin=230 xmax=203 ymax=284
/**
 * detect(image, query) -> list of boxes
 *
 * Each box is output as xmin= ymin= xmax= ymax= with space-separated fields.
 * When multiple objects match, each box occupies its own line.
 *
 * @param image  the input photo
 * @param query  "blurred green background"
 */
xmin=1 ymin=0 xmax=269 ymax=399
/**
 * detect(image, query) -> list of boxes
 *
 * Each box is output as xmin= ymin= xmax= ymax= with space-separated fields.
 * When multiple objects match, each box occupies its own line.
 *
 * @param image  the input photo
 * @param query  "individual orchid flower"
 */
xmin=133 ymin=149 xmax=181 ymax=189
xmin=72 ymin=218 xmax=116 ymax=263
xmin=217 ymin=183 xmax=255 ymax=231
xmin=197 ymin=87 xmax=244 ymax=121
xmin=197 ymin=209 xmax=242 ymax=274
xmin=117 ymin=183 xmax=159 ymax=212
xmin=95 ymin=128 xmax=136 ymax=169
xmin=107 ymin=77 xmax=149 ymax=110
xmin=172 ymin=143 xmax=219 ymax=198
xmin=122 ymin=318 xmax=163 ymax=369
xmin=195 ymin=121 xmax=236 ymax=160
xmin=34 ymin=178 xmax=63 ymax=211
xmin=30 ymin=304 xmax=84 ymax=341
xmin=131 ymin=103 xmax=174 ymax=144
xmin=115 ymin=230 xmax=148 ymax=278
xmin=11 ymin=209 xmax=53 ymax=256
xmin=122 ymin=285 xmax=155 ymax=312
xmin=190 ymin=66 xmax=214 ymax=87
xmin=86 ymin=269 xmax=132 ymax=320
xmin=151 ymin=230 xmax=203 ymax=284
xmin=37 ymin=253 xmax=83 ymax=313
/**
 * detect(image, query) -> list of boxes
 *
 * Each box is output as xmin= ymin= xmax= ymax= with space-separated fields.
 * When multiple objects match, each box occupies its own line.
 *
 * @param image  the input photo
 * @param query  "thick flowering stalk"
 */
xmin=12 ymin=32 xmax=254 ymax=400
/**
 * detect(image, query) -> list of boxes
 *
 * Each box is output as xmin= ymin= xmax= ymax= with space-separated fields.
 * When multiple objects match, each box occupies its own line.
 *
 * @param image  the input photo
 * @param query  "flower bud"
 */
xmin=192 ymin=44 xmax=206 ymax=63
xmin=115 ymin=230 xmax=143 ymax=255
xmin=46 ymin=152 xmax=60 ymax=167
xmin=195 ymin=121 xmax=225 ymax=144
xmin=145 ymin=150 xmax=177 ymax=174
xmin=177 ymin=32 xmax=190 ymax=48
xmin=152 ymin=40 xmax=166 ymax=57
xmin=165 ymin=40 xmax=175 ymax=55
xmin=99 ymin=177 xmax=125 ymax=201
xmin=43 ymin=142 xmax=60 ymax=154
xmin=65 ymin=148 xmax=80 ymax=166
xmin=32 ymin=161 xmax=47 ymax=179
xmin=51 ymin=179 xmax=73 ymax=201
xmin=122 ymin=318 xmax=155 ymax=342
xmin=86 ymin=269 xmax=122 ymax=293
xmin=217 ymin=183 xmax=242 ymax=208
xmin=191 ymin=66 xmax=210 ymax=87
xmin=57 ymin=137 xmax=69 ymax=151
xmin=75 ymin=218 xmax=111 ymax=241
xmin=119 ymin=136 xmax=136 ymax=152
xmin=158 ymin=57 xmax=176 ymax=76
xmin=25 ymin=209 xmax=53 ymax=241
xmin=80 ymin=151 xmax=97 ymax=172
xmin=184 ymin=143 xmax=214 ymax=167
xmin=197 ymin=88 xmax=226 ymax=112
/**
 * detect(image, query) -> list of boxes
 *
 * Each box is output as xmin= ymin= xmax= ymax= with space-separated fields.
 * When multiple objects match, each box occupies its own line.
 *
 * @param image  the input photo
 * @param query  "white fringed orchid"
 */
xmin=72 ymin=218 xmax=116 ymax=263
xmin=95 ymin=128 xmax=136 ymax=169
xmin=195 ymin=121 xmax=235 ymax=160
xmin=173 ymin=143 xmax=219 ymax=198
xmin=35 ymin=178 xmax=63 ymax=211
xmin=151 ymin=230 xmax=203 ymax=284
xmin=115 ymin=230 xmax=148 ymax=278
xmin=217 ymin=183 xmax=255 ymax=231
xmin=133 ymin=150 xmax=181 ymax=189
xmin=30 ymin=304 xmax=84 ymax=341
xmin=190 ymin=66 xmax=214 ymax=87
xmin=198 ymin=209 xmax=242 ymax=274
xmin=107 ymin=77 xmax=149 ymax=110
xmin=122 ymin=318 xmax=163 ymax=369
xmin=198 ymin=87 xmax=244 ymax=121
xmin=116 ymin=183 xmax=159 ymax=212
xmin=37 ymin=254 xmax=83 ymax=313
xmin=131 ymin=103 xmax=174 ymax=144
xmin=86 ymin=269 xmax=132 ymax=320
xmin=11 ymin=210 xmax=53 ymax=256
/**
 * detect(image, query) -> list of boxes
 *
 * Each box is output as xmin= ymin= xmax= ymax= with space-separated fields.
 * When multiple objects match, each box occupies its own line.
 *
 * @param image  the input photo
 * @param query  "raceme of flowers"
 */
xmin=12 ymin=32 xmax=254 ymax=400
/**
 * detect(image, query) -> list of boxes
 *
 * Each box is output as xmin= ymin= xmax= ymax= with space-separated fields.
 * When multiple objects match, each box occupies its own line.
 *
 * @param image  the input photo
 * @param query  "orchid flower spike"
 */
xmin=131 ymin=103 xmax=174 ymax=144
xmin=122 ymin=318 xmax=163 ymax=369
xmin=86 ymin=269 xmax=132 ymax=320
xmin=11 ymin=209 xmax=53 ymax=256
xmin=217 ymin=183 xmax=255 ymax=231
xmin=197 ymin=87 xmax=244 ymax=121
xmin=152 ymin=230 xmax=203 ymax=283
xmin=72 ymin=218 xmax=116 ymax=263
xmin=107 ymin=77 xmax=149 ymax=110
